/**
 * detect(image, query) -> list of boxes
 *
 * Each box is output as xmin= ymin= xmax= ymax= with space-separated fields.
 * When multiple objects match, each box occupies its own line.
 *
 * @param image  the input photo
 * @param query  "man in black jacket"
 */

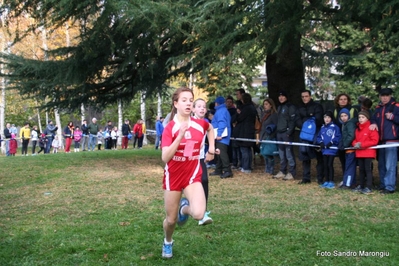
xmin=296 ymin=90 xmax=324 ymax=184
xmin=81 ymin=120 xmax=89 ymax=151
xmin=273 ymin=91 xmax=297 ymax=180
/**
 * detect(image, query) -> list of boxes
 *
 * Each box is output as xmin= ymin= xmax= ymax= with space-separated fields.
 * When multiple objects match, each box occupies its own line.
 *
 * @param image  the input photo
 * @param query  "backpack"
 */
xmin=299 ymin=117 xmax=316 ymax=142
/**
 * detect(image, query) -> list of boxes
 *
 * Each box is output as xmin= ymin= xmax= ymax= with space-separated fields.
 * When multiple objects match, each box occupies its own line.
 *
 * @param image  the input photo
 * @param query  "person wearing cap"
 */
xmin=296 ymin=89 xmax=324 ymax=185
xmin=44 ymin=120 xmax=58 ymax=154
xmin=337 ymin=108 xmax=358 ymax=189
xmin=273 ymin=90 xmax=297 ymax=180
xmin=317 ymin=111 xmax=341 ymax=189
xmin=155 ymin=116 xmax=164 ymax=150
xmin=210 ymin=96 xmax=233 ymax=178
xmin=121 ymin=119 xmax=131 ymax=149
xmin=370 ymin=88 xmax=399 ymax=194
xmin=351 ymin=111 xmax=379 ymax=194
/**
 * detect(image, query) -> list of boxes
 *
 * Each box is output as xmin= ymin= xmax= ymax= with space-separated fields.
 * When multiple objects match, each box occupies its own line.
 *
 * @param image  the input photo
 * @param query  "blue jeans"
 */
xmin=277 ymin=132 xmax=296 ymax=176
xmin=264 ymin=155 xmax=275 ymax=174
xmin=240 ymin=146 xmax=252 ymax=171
xmin=46 ymin=138 xmax=53 ymax=154
xmin=5 ymin=140 xmax=10 ymax=156
xmin=378 ymin=147 xmax=397 ymax=191
xmin=89 ymin=134 xmax=98 ymax=151
xmin=155 ymin=135 xmax=161 ymax=149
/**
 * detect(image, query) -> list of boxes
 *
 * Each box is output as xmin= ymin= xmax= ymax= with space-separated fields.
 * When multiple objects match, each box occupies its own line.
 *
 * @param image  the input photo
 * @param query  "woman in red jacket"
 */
xmin=352 ymin=111 xmax=379 ymax=194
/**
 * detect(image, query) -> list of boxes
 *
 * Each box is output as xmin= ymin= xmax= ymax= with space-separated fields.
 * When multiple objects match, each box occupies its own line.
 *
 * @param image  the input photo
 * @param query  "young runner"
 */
xmin=161 ymin=87 xmax=216 ymax=258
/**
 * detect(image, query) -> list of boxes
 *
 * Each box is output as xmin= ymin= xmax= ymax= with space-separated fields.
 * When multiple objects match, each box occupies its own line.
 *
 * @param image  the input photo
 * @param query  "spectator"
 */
xmin=209 ymin=96 xmax=232 ymax=178
xmin=31 ymin=125 xmax=39 ymax=156
xmin=352 ymin=111 xmax=379 ymax=194
xmin=87 ymin=118 xmax=99 ymax=151
xmin=81 ymin=120 xmax=89 ymax=151
xmin=52 ymin=135 xmax=60 ymax=153
xmin=133 ymin=119 xmax=145 ymax=149
xmin=234 ymin=93 xmax=257 ymax=174
xmin=235 ymin=88 xmax=245 ymax=109
xmin=155 ymin=116 xmax=164 ymax=150
xmin=273 ymin=91 xmax=297 ymax=180
xmin=37 ymin=133 xmax=47 ymax=154
xmin=296 ymin=90 xmax=324 ymax=185
xmin=44 ymin=120 xmax=58 ymax=154
xmin=104 ymin=121 xmax=113 ymax=149
xmin=97 ymin=129 xmax=104 ymax=150
xmin=9 ymin=133 xmax=17 ymax=156
xmin=20 ymin=122 xmax=31 ymax=156
xmin=4 ymin=123 xmax=12 ymax=156
xmin=338 ymin=108 xmax=358 ymax=189
xmin=226 ymin=95 xmax=237 ymax=167
xmin=317 ymin=111 xmax=341 ymax=189
xmin=121 ymin=119 xmax=131 ymax=149
xmin=370 ymin=88 xmax=399 ymax=194
xmin=333 ymin=93 xmax=358 ymax=174
xmin=63 ymin=121 xmax=74 ymax=153
xmin=111 ymin=126 xmax=118 ymax=149
xmin=259 ymin=98 xmax=278 ymax=177
xmin=73 ymin=126 xmax=82 ymax=152
xmin=10 ymin=124 xmax=17 ymax=135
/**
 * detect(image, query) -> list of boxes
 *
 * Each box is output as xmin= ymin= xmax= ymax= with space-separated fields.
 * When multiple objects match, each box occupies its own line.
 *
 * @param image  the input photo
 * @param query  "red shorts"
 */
xmin=163 ymin=160 xmax=202 ymax=191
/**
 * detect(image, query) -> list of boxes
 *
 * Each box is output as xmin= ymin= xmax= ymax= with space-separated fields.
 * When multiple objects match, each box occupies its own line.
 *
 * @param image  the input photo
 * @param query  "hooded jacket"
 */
xmin=352 ymin=120 xmax=379 ymax=158
xmin=316 ymin=122 xmax=341 ymax=156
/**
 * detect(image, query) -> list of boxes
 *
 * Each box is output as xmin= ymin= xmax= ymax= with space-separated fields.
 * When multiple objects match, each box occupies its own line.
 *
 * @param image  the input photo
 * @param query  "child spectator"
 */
xmin=52 ymin=135 xmax=60 ymax=153
xmin=73 ymin=126 xmax=82 ymax=152
xmin=338 ymin=108 xmax=358 ymax=189
xmin=110 ymin=126 xmax=118 ymax=150
xmin=31 ymin=125 xmax=39 ymax=155
xmin=9 ymin=133 xmax=17 ymax=156
xmin=317 ymin=111 xmax=341 ymax=189
xmin=97 ymin=129 xmax=104 ymax=150
xmin=38 ymin=133 xmax=47 ymax=154
xmin=352 ymin=111 xmax=379 ymax=194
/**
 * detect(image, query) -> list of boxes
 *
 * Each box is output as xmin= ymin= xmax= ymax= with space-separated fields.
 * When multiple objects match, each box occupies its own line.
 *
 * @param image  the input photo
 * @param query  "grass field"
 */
xmin=0 ymin=147 xmax=398 ymax=265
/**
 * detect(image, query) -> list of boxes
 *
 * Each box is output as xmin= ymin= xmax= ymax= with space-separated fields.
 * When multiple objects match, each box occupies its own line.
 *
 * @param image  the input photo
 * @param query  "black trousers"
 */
xmin=323 ymin=155 xmax=335 ymax=182
xmin=358 ymin=158 xmax=373 ymax=189
xmin=215 ymin=142 xmax=231 ymax=173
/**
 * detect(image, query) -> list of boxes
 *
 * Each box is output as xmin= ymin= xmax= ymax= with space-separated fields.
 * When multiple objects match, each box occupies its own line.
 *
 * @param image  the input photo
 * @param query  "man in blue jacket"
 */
xmin=370 ymin=88 xmax=399 ymax=194
xmin=210 ymin=96 xmax=233 ymax=178
xmin=155 ymin=116 xmax=164 ymax=150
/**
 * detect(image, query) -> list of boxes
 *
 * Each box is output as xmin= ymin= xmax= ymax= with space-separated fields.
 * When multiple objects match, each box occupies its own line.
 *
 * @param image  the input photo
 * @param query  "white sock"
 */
xmin=164 ymin=238 xmax=173 ymax=244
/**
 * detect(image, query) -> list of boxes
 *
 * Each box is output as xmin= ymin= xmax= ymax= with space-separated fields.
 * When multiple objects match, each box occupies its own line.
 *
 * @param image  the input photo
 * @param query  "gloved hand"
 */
xmin=326 ymin=143 xmax=332 ymax=148
xmin=354 ymin=142 xmax=361 ymax=149
xmin=319 ymin=143 xmax=325 ymax=149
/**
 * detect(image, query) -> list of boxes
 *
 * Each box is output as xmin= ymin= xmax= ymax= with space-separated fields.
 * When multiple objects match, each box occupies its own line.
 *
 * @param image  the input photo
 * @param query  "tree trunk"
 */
xmin=157 ymin=92 xmax=162 ymax=118
xmin=266 ymin=34 xmax=305 ymax=107
xmin=140 ymin=92 xmax=147 ymax=145
xmin=54 ymin=108 xmax=63 ymax=149
xmin=117 ymin=99 xmax=122 ymax=146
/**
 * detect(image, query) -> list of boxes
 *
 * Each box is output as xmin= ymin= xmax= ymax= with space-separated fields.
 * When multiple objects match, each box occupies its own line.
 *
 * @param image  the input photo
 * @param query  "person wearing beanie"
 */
xmin=273 ymin=90 xmax=298 ymax=180
xmin=370 ymin=88 xmax=399 ymax=194
xmin=295 ymin=90 xmax=324 ymax=185
xmin=351 ymin=111 xmax=379 ymax=194
xmin=338 ymin=108 xmax=358 ymax=189
xmin=316 ymin=110 xmax=341 ymax=189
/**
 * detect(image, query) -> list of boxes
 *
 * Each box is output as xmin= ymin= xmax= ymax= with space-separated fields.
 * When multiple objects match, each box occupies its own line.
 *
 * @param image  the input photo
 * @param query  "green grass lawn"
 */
xmin=0 ymin=148 xmax=398 ymax=265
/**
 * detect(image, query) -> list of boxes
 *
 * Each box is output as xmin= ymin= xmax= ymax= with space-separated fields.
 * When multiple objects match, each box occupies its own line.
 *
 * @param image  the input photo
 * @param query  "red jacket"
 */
xmin=352 ymin=120 xmax=379 ymax=158
xmin=9 ymin=139 xmax=18 ymax=154
xmin=133 ymin=123 xmax=143 ymax=138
